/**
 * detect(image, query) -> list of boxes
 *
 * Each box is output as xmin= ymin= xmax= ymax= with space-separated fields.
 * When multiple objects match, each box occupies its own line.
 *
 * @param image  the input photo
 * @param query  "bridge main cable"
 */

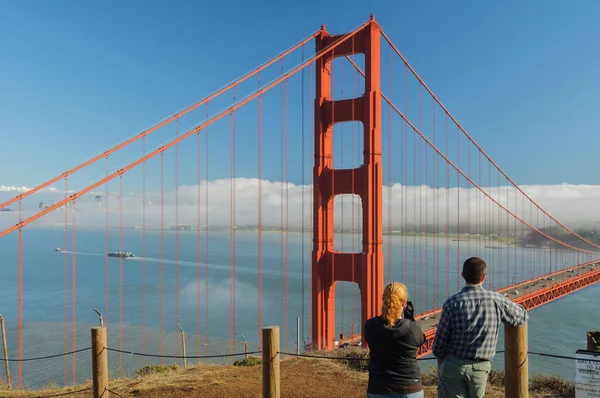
xmin=0 ymin=30 xmax=320 ymax=212
xmin=0 ymin=19 xmax=372 ymax=238
xmin=345 ymin=52 xmax=600 ymax=255
xmin=380 ymin=30 xmax=600 ymax=251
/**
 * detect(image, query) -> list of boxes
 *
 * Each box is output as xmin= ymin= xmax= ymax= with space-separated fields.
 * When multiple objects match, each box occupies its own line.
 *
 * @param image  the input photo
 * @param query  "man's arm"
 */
xmin=499 ymin=295 xmax=529 ymax=327
xmin=432 ymin=303 xmax=452 ymax=362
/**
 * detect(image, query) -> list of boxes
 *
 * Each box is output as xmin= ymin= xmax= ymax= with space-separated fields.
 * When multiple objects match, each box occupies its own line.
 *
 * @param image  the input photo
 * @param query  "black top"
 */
xmin=364 ymin=310 xmax=426 ymax=394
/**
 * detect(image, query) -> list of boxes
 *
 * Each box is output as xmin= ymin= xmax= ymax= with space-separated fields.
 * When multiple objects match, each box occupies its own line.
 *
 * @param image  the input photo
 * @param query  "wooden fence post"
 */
xmin=262 ymin=326 xmax=280 ymax=398
xmin=0 ymin=315 xmax=10 ymax=389
xmin=505 ymin=322 xmax=528 ymax=398
xmin=91 ymin=327 xmax=109 ymax=398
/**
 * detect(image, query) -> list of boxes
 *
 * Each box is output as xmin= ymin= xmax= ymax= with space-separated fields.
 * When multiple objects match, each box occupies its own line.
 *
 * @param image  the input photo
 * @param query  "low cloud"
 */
xmin=180 ymin=278 xmax=259 ymax=310
xmin=0 ymin=186 xmax=46 ymax=193
xmin=1 ymin=179 xmax=600 ymax=231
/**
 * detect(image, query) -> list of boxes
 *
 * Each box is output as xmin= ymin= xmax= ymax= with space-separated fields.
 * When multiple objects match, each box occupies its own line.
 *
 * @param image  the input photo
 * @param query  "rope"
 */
xmin=4 ymin=347 xmax=596 ymax=364
xmin=279 ymin=352 xmax=367 ymax=361
xmin=0 ymin=347 xmax=91 ymax=362
xmin=528 ymin=351 xmax=600 ymax=363
xmin=105 ymin=347 xmax=260 ymax=359
xmin=279 ymin=350 xmax=600 ymax=363
xmin=278 ymin=351 xmax=450 ymax=361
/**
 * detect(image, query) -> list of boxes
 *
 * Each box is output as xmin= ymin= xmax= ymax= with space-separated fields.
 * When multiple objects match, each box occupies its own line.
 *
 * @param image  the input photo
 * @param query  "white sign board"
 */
xmin=576 ymin=350 xmax=600 ymax=398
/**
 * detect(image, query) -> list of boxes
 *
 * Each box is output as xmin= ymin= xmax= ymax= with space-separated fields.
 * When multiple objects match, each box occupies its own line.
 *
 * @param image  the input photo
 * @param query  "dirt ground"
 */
xmin=0 ymin=357 xmax=567 ymax=397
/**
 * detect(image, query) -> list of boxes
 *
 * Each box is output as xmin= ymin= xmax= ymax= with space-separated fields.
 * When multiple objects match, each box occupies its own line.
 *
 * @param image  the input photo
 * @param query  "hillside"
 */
xmin=0 ymin=354 xmax=575 ymax=397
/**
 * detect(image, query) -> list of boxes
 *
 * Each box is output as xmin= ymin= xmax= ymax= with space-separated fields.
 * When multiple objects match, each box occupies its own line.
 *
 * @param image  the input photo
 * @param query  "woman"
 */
xmin=364 ymin=282 xmax=426 ymax=398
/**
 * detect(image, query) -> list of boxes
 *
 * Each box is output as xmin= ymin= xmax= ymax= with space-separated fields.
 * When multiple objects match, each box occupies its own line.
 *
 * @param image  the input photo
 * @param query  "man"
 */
xmin=432 ymin=257 xmax=528 ymax=397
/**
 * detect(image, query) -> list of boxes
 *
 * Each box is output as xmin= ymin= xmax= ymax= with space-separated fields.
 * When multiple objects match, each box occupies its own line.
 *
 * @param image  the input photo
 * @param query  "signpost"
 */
xmin=576 ymin=331 xmax=600 ymax=398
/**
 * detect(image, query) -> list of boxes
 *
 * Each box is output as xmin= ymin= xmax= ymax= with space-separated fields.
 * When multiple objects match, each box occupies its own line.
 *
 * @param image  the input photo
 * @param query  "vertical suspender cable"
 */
xmin=64 ymin=178 xmax=70 ymax=386
xmin=412 ymin=87 xmax=417 ymax=303
xmin=197 ymin=127 xmax=202 ymax=361
xmin=341 ymin=61 xmax=345 ymax=336
xmin=71 ymin=194 xmax=77 ymax=384
xmin=350 ymin=39 xmax=356 ymax=335
xmin=419 ymin=84 xmax=423 ymax=313
xmin=257 ymin=75 xmax=263 ymax=350
xmin=160 ymin=152 xmax=165 ymax=362
xmin=300 ymin=45 xmax=305 ymax=351
xmin=445 ymin=114 xmax=449 ymax=297
xmin=119 ymin=175 xmax=124 ymax=376
xmin=497 ymin=170 xmax=501 ymax=287
xmin=142 ymin=138 xmax=147 ymax=363
xmin=229 ymin=90 xmax=235 ymax=357
xmin=285 ymin=77 xmax=290 ymax=352
xmin=205 ymin=103 xmax=210 ymax=354
xmin=18 ymin=200 xmax=23 ymax=389
xmin=456 ymin=126 xmax=460 ymax=292
xmin=425 ymin=96 xmax=429 ymax=310
xmin=387 ymin=47 xmax=393 ymax=282
xmin=432 ymin=100 xmax=437 ymax=308
xmin=233 ymin=86 xmax=238 ymax=356
xmin=467 ymin=141 xmax=471 ymax=255
xmin=403 ymin=65 xmax=408 ymax=284
xmin=309 ymin=62 xmax=314 ymax=341
xmin=330 ymin=50 xmax=336 ymax=338
xmin=105 ymin=159 xmax=109 ymax=327
xmin=175 ymin=118 xmax=180 ymax=358
xmin=279 ymin=60 xmax=284 ymax=335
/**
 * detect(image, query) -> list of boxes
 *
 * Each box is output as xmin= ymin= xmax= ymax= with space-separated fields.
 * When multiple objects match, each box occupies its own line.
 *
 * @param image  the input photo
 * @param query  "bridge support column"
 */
xmin=311 ymin=17 xmax=383 ymax=350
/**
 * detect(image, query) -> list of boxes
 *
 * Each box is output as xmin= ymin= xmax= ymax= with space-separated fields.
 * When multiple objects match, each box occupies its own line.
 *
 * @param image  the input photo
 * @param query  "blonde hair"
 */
xmin=381 ymin=282 xmax=408 ymax=327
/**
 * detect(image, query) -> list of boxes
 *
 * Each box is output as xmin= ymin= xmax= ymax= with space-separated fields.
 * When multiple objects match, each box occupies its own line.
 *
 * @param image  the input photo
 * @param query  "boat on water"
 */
xmin=107 ymin=251 xmax=135 ymax=258
xmin=55 ymin=247 xmax=62 ymax=252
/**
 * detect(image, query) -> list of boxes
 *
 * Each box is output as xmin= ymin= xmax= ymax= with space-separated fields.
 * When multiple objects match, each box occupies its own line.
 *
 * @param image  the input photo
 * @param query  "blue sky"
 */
xmin=1 ymin=0 xmax=600 ymax=193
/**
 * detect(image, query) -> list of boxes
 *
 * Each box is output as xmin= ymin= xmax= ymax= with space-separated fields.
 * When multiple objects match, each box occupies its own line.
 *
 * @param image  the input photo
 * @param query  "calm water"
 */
xmin=0 ymin=227 xmax=598 ymax=387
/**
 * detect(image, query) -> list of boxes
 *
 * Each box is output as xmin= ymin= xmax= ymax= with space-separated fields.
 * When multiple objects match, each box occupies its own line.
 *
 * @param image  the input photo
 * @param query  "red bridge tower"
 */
xmin=312 ymin=17 xmax=383 ymax=350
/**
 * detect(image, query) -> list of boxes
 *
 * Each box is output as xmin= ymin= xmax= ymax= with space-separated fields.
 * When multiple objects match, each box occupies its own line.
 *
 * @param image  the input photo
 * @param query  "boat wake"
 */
xmin=54 ymin=249 xmax=300 ymax=279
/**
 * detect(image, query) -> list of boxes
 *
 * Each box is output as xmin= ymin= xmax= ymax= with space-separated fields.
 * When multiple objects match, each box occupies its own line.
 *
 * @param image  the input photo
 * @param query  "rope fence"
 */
xmin=4 ymin=348 xmax=599 ymax=364
xmin=276 ymin=350 xmax=600 ymax=363
xmin=1 ymin=324 xmax=599 ymax=398
xmin=0 ymin=348 xmax=91 ymax=362
xmin=104 ymin=347 xmax=260 ymax=359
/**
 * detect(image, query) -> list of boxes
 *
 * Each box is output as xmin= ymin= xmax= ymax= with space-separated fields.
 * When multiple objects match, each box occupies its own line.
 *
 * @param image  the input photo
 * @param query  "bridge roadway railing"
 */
xmin=414 ymin=261 xmax=600 ymax=357
xmin=331 ymin=261 xmax=600 ymax=357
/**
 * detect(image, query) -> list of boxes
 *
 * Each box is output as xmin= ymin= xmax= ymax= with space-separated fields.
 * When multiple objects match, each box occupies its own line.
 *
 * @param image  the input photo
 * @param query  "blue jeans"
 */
xmin=367 ymin=391 xmax=424 ymax=398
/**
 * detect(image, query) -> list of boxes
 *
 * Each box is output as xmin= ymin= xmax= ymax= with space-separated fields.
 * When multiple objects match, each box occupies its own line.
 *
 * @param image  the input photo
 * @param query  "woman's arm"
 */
xmin=412 ymin=322 xmax=426 ymax=347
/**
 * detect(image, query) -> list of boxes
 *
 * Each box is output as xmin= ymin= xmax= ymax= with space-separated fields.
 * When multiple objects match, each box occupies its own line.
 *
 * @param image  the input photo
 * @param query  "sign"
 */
xmin=576 ymin=350 xmax=600 ymax=398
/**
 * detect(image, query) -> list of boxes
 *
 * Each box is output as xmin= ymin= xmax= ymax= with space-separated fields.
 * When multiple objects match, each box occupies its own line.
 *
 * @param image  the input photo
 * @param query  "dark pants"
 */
xmin=368 ymin=392 xmax=424 ymax=398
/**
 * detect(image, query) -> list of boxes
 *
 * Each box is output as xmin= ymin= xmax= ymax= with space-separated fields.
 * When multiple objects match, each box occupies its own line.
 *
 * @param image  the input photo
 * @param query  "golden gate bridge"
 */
xmin=1 ymin=15 xmax=599 ymax=389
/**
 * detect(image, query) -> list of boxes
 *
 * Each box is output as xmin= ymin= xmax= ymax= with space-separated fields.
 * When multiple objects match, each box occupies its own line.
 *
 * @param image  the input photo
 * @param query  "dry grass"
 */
xmin=0 ymin=352 xmax=575 ymax=397
xmin=530 ymin=374 xmax=575 ymax=397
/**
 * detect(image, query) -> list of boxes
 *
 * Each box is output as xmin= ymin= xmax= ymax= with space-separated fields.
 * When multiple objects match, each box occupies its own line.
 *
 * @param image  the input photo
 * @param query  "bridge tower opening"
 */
xmin=311 ymin=17 xmax=383 ymax=350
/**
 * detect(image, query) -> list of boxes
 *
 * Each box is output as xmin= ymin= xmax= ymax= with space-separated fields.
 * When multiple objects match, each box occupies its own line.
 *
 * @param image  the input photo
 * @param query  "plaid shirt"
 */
xmin=432 ymin=285 xmax=528 ymax=361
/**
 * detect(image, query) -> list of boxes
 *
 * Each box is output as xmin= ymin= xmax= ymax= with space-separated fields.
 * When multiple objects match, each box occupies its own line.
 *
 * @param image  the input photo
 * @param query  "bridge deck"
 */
xmin=415 ymin=261 xmax=600 ymax=356
xmin=335 ymin=261 xmax=600 ymax=356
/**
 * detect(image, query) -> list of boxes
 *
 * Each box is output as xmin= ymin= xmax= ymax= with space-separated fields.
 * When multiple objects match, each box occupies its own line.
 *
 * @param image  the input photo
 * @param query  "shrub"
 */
xmin=135 ymin=364 xmax=178 ymax=376
xmin=421 ymin=365 xmax=438 ymax=386
xmin=530 ymin=374 xmax=575 ymax=398
xmin=307 ymin=347 xmax=370 ymax=372
xmin=233 ymin=357 xmax=261 ymax=367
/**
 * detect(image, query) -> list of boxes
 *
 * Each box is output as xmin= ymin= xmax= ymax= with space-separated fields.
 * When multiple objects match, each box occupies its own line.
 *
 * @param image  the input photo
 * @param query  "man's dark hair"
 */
xmin=462 ymin=257 xmax=487 ymax=284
